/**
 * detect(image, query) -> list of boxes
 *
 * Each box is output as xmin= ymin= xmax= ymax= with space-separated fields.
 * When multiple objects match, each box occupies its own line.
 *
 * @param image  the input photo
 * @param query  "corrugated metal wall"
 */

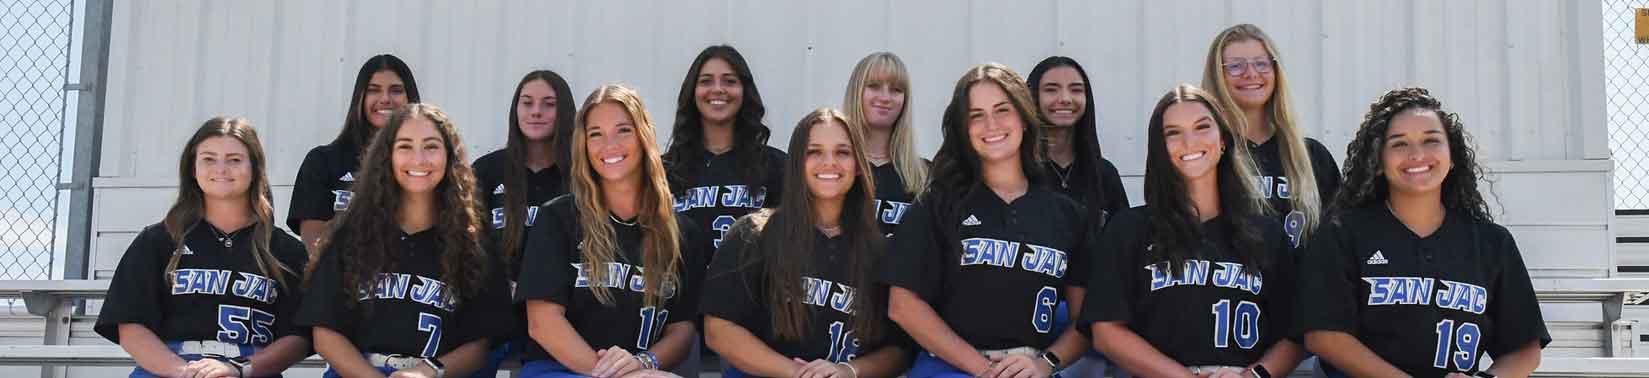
xmin=89 ymin=1 xmax=1614 ymax=278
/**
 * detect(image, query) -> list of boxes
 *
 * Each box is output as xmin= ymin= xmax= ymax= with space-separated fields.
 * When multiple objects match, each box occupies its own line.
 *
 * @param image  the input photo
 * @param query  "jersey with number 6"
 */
xmin=880 ymin=186 xmax=1089 ymax=350
xmin=96 ymin=222 xmax=308 ymax=346
xmin=516 ymin=194 xmax=709 ymax=362
xmin=1301 ymin=206 xmax=1550 ymax=376
xmin=1079 ymin=207 xmax=1295 ymax=367
xmin=668 ymin=146 xmax=786 ymax=255
xmin=296 ymin=229 xmax=515 ymax=358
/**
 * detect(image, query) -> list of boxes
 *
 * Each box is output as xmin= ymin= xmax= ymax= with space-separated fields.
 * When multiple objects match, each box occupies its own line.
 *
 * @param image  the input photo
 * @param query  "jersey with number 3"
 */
xmin=1301 ymin=206 xmax=1550 ymax=376
xmin=668 ymin=146 xmax=786 ymax=255
xmin=1080 ymin=208 xmax=1295 ymax=366
xmin=880 ymin=186 xmax=1089 ymax=350
xmin=96 ymin=222 xmax=308 ymax=346
xmin=296 ymin=229 xmax=515 ymax=358
xmin=515 ymin=194 xmax=709 ymax=362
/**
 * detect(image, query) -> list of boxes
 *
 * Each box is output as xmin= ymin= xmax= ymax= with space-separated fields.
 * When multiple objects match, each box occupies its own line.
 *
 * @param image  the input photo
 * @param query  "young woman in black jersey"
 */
xmin=1203 ymin=24 xmax=1341 ymax=248
xmin=1083 ymin=84 xmax=1304 ymax=378
xmin=471 ymin=69 xmax=577 ymax=378
xmin=517 ymin=84 xmax=706 ymax=378
xmin=705 ymin=108 xmax=911 ymax=378
xmin=289 ymin=54 xmax=421 ymax=253
xmin=1026 ymin=56 xmax=1129 ymax=220
xmin=1302 ymin=87 xmax=1547 ymax=378
xmin=298 ymin=104 xmax=514 ymax=378
xmin=98 ymin=117 xmax=310 ymax=378
xmin=663 ymin=45 xmax=787 ymax=254
xmin=881 ymin=63 xmax=1090 ymax=378
xmin=841 ymin=52 xmax=929 ymax=237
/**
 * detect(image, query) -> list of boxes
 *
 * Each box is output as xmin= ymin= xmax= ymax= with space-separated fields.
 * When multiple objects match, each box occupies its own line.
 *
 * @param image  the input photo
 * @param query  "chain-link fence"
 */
xmin=1606 ymin=0 xmax=1649 ymax=210
xmin=0 ymin=0 xmax=75 ymax=280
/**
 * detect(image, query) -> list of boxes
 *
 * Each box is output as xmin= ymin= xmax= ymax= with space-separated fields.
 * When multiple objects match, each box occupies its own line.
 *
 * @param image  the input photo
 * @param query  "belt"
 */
xmin=366 ymin=353 xmax=426 ymax=370
xmin=177 ymin=340 xmax=245 ymax=358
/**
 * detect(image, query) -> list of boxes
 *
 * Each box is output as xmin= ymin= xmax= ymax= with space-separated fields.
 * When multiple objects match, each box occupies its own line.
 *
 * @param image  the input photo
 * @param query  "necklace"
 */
xmin=1050 ymin=163 xmax=1073 ymax=189
xmin=208 ymin=225 xmax=239 ymax=248
xmin=817 ymin=224 xmax=842 ymax=237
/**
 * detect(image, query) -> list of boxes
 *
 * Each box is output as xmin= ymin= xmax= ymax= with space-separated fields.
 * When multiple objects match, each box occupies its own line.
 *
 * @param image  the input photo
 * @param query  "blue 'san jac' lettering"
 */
xmin=673 ymin=185 xmax=766 ymax=212
xmin=229 ymin=272 xmax=278 ymax=304
xmin=1257 ymin=176 xmax=1291 ymax=199
xmin=801 ymin=276 xmax=856 ymax=315
xmin=490 ymin=205 xmax=541 ymax=229
xmin=172 ymin=269 xmax=234 ymax=296
xmin=1147 ymin=260 xmax=1262 ymax=295
xmin=359 ymin=273 xmax=458 ymax=312
xmin=571 ymin=262 xmax=678 ymax=299
xmin=958 ymin=238 xmax=1068 ymax=278
xmin=1363 ymin=277 xmax=1487 ymax=314
xmin=874 ymin=199 xmax=911 ymax=225
xmin=331 ymin=190 xmax=354 ymax=211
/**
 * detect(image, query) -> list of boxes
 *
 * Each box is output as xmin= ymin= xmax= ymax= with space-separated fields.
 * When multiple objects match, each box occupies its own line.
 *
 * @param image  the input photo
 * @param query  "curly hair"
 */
xmin=1332 ymin=87 xmax=1493 ymax=223
xmin=310 ymin=103 xmax=489 ymax=305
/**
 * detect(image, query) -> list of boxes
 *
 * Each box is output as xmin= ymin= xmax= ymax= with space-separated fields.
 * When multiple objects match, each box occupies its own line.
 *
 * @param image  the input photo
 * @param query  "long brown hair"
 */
xmin=497 ymin=70 xmax=576 ymax=263
xmin=569 ymin=84 xmax=683 ymax=308
xmin=164 ymin=117 xmax=292 ymax=288
xmin=923 ymin=63 xmax=1046 ymax=255
xmin=1142 ymin=84 xmax=1269 ymax=274
xmin=311 ymin=104 xmax=488 ymax=302
xmin=723 ymin=108 xmax=887 ymax=343
xmin=663 ymin=45 xmax=774 ymax=189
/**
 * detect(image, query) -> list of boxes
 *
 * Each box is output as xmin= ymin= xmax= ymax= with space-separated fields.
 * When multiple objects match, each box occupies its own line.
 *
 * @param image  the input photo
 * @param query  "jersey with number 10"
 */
xmin=880 ymin=186 xmax=1088 ymax=350
xmin=1080 ymin=208 xmax=1295 ymax=367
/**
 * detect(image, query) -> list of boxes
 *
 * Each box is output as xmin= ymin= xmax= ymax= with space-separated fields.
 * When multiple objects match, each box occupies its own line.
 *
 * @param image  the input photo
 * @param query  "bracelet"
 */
xmin=837 ymin=361 xmax=860 ymax=378
xmin=633 ymin=351 xmax=659 ymax=370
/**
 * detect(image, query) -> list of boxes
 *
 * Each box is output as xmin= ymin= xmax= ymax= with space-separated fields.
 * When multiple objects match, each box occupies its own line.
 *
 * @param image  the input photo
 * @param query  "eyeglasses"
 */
xmin=1222 ymin=58 xmax=1276 ymax=77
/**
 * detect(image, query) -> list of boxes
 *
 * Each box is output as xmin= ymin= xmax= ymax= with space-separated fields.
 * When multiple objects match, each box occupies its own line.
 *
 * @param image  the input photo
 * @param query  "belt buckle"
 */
xmin=385 ymin=354 xmax=420 ymax=370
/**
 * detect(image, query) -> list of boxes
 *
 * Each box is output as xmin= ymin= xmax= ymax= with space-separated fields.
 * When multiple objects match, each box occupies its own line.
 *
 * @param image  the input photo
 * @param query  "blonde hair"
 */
xmin=568 ymin=84 xmax=683 ymax=308
xmin=1202 ymin=23 xmax=1323 ymax=241
xmin=843 ymin=52 xmax=928 ymax=195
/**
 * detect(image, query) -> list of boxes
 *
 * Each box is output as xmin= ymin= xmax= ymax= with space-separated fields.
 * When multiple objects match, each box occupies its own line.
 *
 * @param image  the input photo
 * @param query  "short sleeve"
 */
xmin=1305 ymin=138 xmax=1342 ymax=208
xmin=700 ymin=217 xmax=764 ymax=326
xmin=1484 ymin=226 xmax=1552 ymax=356
xmin=287 ymin=147 xmax=338 ymax=232
xmin=516 ymin=200 xmax=575 ymax=306
xmin=762 ymin=147 xmax=787 ymax=209
xmin=669 ymin=218 xmax=710 ymax=324
xmin=1299 ymin=217 xmax=1361 ymax=334
xmin=295 ymin=246 xmax=354 ymax=334
xmin=94 ymin=225 xmax=171 ymax=343
xmin=1097 ymin=158 xmax=1131 ymax=217
xmin=1079 ymin=210 xmax=1144 ymax=332
xmin=879 ymin=198 xmax=944 ymax=303
xmin=271 ymin=232 xmax=312 ymax=339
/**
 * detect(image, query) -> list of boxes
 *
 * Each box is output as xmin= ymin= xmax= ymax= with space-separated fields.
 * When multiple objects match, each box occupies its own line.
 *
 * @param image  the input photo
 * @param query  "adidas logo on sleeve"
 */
xmin=339 ymin=172 xmax=355 ymax=182
xmin=1366 ymin=251 xmax=1389 ymax=265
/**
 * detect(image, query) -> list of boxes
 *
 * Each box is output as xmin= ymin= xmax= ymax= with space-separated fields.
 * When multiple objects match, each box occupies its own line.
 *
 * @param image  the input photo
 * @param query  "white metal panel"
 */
xmin=92 ymin=0 xmax=1613 ymax=272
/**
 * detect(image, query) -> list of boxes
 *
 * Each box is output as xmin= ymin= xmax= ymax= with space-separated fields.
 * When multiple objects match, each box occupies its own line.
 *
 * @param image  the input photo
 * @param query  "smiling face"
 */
xmin=391 ymin=116 xmax=448 ymax=195
xmin=1160 ymin=102 xmax=1224 ymax=182
xmin=861 ymin=77 xmax=907 ymax=131
xmin=584 ymin=102 xmax=643 ymax=184
xmin=803 ymin=119 xmax=858 ymax=202
xmin=1381 ymin=108 xmax=1453 ymax=197
xmin=363 ymin=70 xmax=410 ymax=128
xmin=694 ymin=57 xmax=744 ymax=125
xmin=1036 ymin=66 xmax=1087 ymax=128
xmin=965 ymin=82 xmax=1025 ymax=164
xmin=1220 ymin=39 xmax=1276 ymax=111
xmin=194 ymin=136 xmax=253 ymax=201
xmin=516 ymin=79 xmax=557 ymax=142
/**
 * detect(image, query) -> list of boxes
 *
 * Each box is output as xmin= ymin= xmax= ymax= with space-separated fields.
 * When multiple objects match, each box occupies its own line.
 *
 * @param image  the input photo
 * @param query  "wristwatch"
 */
xmin=226 ymin=357 xmax=252 ymax=378
xmin=420 ymin=357 xmax=446 ymax=378
xmin=1038 ymin=351 xmax=1061 ymax=370
xmin=1249 ymin=364 xmax=1272 ymax=378
xmin=1472 ymin=372 xmax=1498 ymax=378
